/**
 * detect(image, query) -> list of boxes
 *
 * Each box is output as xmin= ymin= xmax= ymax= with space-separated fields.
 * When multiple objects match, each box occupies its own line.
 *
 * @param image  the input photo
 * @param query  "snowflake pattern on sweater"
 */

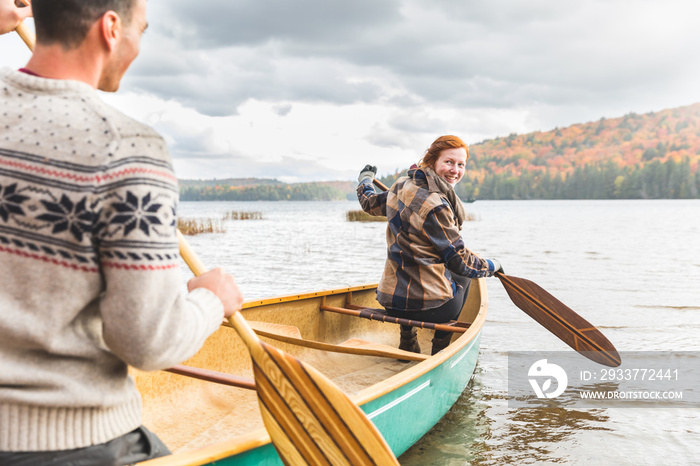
xmin=0 ymin=148 xmax=179 ymax=271
xmin=0 ymin=84 xmax=180 ymax=271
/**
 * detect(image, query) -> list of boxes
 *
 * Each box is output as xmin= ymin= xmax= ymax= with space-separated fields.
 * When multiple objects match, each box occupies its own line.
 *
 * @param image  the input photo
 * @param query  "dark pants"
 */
xmin=0 ymin=426 xmax=170 ymax=466
xmin=387 ymin=275 xmax=471 ymax=339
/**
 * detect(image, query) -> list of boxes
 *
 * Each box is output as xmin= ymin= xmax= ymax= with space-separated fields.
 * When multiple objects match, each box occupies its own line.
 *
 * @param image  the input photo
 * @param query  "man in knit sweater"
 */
xmin=0 ymin=0 xmax=244 ymax=464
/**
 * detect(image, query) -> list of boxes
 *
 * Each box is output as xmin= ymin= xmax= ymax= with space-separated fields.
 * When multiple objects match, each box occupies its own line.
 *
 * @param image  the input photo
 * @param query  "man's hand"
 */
xmin=0 ymin=0 xmax=32 ymax=35
xmin=358 ymin=164 xmax=377 ymax=183
xmin=187 ymin=267 xmax=243 ymax=317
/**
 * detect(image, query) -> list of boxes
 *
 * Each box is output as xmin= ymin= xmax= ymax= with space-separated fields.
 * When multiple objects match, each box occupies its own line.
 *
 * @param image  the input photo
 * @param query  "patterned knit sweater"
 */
xmin=0 ymin=68 xmax=224 ymax=451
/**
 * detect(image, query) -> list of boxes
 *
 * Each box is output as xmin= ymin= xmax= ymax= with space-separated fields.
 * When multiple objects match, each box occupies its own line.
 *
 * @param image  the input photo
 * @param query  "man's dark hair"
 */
xmin=32 ymin=0 xmax=136 ymax=48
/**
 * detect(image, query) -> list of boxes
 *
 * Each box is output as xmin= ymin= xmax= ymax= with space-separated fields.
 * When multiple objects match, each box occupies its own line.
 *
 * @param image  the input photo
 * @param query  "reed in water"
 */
xmin=223 ymin=211 xmax=263 ymax=220
xmin=346 ymin=210 xmax=386 ymax=222
xmin=178 ymin=217 xmax=225 ymax=235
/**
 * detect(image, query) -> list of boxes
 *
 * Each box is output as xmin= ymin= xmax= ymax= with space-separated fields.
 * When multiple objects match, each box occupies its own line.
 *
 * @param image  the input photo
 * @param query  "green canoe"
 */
xmin=137 ymin=278 xmax=487 ymax=465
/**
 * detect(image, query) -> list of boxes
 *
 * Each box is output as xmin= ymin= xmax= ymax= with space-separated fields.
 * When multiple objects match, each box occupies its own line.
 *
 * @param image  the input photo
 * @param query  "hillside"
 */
xmin=471 ymin=103 xmax=700 ymax=175
xmin=460 ymin=103 xmax=700 ymax=199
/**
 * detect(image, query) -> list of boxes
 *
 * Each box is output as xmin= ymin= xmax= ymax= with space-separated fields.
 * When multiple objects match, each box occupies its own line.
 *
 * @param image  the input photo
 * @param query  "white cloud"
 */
xmin=3 ymin=0 xmax=700 ymax=181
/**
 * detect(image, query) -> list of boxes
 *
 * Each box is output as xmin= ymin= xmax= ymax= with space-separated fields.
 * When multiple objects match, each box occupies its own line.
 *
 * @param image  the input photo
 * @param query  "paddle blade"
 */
xmin=497 ymin=273 xmax=621 ymax=367
xmin=253 ymin=340 xmax=398 ymax=466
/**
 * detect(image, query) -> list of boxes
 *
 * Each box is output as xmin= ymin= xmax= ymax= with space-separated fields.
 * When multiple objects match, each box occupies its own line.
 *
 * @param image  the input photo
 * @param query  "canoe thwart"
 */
xmin=165 ymin=364 xmax=255 ymax=390
xmin=222 ymin=318 xmax=428 ymax=361
xmin=321 ymin=304 xmax=471 ymax=334
xmin=247 ymin=320 xmax=303 ymax=339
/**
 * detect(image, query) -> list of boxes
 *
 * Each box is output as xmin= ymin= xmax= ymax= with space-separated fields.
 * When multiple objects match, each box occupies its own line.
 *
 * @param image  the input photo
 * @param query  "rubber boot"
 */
xmin=398 ymin=326 xmax=420 ymax=361
xmin=431 ymin=333 xmax=453 ymax=355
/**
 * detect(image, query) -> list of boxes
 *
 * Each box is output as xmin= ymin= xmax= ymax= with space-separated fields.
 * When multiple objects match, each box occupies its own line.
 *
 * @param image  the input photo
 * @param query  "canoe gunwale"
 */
xmin=241 ymin=283 xmax=379 ymax=309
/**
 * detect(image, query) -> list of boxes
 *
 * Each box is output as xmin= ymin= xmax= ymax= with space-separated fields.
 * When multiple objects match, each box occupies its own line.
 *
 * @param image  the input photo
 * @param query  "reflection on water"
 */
xmin=180 ymin=199 xmax=700 ymax=465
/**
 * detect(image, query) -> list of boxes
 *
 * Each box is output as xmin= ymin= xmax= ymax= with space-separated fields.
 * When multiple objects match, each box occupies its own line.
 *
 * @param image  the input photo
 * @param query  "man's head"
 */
xmin=31 ymin=0 xmax=147 ymax=91
xmin=33 ymin=0 xmax=136 ymax=48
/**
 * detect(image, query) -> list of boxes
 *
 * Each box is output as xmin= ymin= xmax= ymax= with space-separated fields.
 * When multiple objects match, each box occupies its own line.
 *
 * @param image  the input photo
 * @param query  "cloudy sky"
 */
xmin=2 ymin=0 xmax=700 ymax=182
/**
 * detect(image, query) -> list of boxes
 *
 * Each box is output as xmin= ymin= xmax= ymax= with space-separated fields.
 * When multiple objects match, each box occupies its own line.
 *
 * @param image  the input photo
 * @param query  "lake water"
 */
xmin=179 ymin=199 xmax=700 ymax=465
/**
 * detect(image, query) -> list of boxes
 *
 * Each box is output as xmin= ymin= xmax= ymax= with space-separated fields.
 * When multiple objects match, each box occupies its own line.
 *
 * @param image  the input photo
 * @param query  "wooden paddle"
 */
xmin=369 ymin=177 xmax=621 ymax=367
xmin=495 ymin=272 xmax=621 ymax=367
xmin=178 ymin=231 xmax=399 ymax=465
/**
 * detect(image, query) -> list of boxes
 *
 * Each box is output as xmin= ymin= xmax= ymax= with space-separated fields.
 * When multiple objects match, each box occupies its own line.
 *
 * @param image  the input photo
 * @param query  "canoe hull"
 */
xmin=363 ymin=331 xmax=482 ymax=456
xmin=139 ymin=278 xmax=487 ymax=465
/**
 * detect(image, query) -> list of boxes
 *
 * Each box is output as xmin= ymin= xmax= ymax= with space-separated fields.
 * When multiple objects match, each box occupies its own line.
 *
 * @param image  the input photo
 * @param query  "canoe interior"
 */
xmin=134 ymin=279 xmax=484 ymax=458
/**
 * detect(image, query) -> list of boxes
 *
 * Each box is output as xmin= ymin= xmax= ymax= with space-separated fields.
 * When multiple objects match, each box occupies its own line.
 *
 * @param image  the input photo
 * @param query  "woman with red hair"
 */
xmin=357 ymin=135 xmax=502 ymax=355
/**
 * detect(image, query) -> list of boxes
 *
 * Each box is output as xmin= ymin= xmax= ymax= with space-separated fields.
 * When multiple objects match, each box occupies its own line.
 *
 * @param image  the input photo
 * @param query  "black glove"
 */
xmin=358 ymin=164 xmax=377 ymax=183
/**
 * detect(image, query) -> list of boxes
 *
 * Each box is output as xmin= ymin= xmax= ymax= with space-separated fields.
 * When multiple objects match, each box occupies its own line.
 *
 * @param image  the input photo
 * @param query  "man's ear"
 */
xmin=100 ymin=11 xmax=121 ymax=51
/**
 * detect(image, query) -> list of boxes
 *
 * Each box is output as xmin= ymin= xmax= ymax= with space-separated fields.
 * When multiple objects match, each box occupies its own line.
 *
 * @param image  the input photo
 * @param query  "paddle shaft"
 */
xmin=176 ymin=231 xmax=263 ymax=351
xmin=15 ymin=21 xmax=34 ymax=50
xmin=372 ymin=178 xmax=389 ymax=191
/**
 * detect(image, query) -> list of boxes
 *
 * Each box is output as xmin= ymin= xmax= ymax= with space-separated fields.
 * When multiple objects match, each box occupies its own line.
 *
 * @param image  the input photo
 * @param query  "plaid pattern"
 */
xmin=358 ymin=169 xmax=495 ymax=311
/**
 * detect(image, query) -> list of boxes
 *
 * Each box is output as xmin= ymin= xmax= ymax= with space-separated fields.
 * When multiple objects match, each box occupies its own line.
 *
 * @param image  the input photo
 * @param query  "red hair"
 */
xmin=418 ymin=135 xmax=469 ymax=170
